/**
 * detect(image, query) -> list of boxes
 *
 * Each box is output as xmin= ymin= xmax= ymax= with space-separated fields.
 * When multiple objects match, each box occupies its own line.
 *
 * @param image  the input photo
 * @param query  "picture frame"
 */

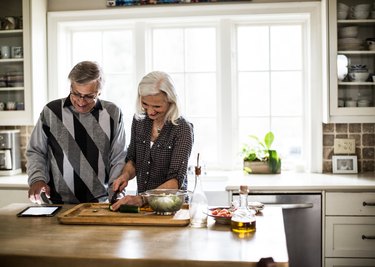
xmin=332 ymin=155 xmax=358 ymax=174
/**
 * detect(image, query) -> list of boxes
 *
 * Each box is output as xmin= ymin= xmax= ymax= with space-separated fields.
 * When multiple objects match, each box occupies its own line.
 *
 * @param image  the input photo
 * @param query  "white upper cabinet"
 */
xmin=328 ymin=0 xmax=375 ymax=123
xmin=0 ymin=0 xmax=47 ymax=126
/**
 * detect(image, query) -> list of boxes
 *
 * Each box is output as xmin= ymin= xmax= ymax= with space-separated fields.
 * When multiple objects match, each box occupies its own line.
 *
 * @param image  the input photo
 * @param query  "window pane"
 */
xmin=185 ymin=73 xmax=216 ymax=117
xmin=238 ymin=72 xmax=270 ymax=116
xmin=237 ymin=26 xmax=269 ymax=71
xmin=238 ymin=117 xmax=269 ymax=151
xmin=152 ymin=28 xmax=184 ymax=72
xmin=272 ymin=118 xmax=303 ymax=160
xmin=270 ymin=25 xmax=302 ymax=70
xmin=103 ymin=30 xmax=133 ymax=73
xmin=185 ymin=28 xmax=216 ymax=72
xmin=190 ymin=118 xmax=217 ymax=165
xmin=271 ymin=71 xmax=303 ymax=116
xmin=72 ymin=31 xmax=102 ymax=63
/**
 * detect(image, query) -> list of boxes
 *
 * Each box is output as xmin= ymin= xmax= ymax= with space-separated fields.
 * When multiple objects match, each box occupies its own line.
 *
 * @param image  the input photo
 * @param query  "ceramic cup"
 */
xmin=0 ymin=46 xmax=10 ymax=59
xmin=6 ymin=101 xmax=16 ymax=110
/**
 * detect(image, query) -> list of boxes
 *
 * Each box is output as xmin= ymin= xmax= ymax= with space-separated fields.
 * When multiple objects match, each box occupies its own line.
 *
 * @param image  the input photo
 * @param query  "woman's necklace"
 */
xmin=153 ymin=121 xmax=164 ymax=135
xmin=156 ymin=126 xmax=162 ymax=134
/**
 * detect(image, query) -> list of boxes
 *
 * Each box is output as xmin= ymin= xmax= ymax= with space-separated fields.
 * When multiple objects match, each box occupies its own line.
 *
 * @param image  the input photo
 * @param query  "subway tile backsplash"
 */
xmin=323 ymin=123 xmax=375 ymax=173
xmin=1 ymin=123 xmax=374 ymax=173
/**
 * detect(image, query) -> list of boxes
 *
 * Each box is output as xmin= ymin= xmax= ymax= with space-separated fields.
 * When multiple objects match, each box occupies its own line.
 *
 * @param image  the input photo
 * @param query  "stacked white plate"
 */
xmin=338 ymin=37 xmax=364 ymax=50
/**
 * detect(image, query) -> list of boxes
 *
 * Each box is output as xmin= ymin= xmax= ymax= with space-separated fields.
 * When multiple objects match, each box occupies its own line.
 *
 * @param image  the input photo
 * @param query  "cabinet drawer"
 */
xmin=325 ymin=216 xmax=375 ymax=258
xmin=326 ymin=192 xmax=375 ymax=215
xmin=325 ymin=258 xmax=375 ymax=267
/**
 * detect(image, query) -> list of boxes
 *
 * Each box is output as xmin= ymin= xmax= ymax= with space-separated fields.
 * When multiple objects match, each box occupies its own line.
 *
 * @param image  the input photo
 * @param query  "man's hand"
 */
xmin=28 ymin=181 xmax=50 ymax=204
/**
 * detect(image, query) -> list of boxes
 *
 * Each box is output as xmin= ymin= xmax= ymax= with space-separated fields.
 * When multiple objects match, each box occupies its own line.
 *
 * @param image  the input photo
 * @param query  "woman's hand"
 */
xmin=112 ymin=173 xmax=129 ymax=193
xmin=110 ymin=195 xmax=144 ymax=211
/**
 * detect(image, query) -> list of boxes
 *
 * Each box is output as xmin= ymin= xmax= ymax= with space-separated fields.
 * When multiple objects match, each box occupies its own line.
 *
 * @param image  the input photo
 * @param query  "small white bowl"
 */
xmin=338 ymin=3 xmax=350 ymax=12
xmin=357 ymin=100 xmax=370 ymax=107
xmin=353 ymin=10 xmax=370 ymax=19
xmin=348 ymin=72 xmax=369 ymax=82
xmin=338 ymin=26 xmax=358 ymax=38
xmin=337 ymin=11 xmax=348 ymax=19
xmin=353 ymin=4 xmax=371 ymax=11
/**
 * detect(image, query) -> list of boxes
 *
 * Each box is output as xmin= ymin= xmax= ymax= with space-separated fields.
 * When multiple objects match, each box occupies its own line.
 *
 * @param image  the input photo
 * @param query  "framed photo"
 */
xmin=332 ymin=155 xmax=358 ymax=174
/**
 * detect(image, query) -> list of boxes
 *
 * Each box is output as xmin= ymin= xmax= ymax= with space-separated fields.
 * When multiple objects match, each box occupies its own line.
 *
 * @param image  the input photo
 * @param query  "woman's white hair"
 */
xmin=135 ymin=71 xmax=180 ymax=125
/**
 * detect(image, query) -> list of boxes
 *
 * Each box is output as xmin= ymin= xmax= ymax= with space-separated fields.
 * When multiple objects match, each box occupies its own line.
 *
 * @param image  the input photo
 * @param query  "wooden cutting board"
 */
xmin=57 ymin=203 xmax=190 ymax=227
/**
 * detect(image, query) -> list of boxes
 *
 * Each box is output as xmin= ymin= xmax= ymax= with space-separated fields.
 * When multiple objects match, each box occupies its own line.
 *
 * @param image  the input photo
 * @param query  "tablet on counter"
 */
xmin=17 ymin=206 xmax=62 ymax=217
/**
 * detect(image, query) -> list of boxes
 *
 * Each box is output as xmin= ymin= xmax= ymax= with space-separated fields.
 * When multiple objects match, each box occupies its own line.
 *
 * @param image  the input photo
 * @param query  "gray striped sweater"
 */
xmin=26 ymin=97 xmax=126 ymax=204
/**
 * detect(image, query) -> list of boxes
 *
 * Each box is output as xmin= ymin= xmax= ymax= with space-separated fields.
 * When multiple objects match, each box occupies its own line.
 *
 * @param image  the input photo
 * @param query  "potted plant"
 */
xmin=241 ymin=131 xmax=281 ymax=174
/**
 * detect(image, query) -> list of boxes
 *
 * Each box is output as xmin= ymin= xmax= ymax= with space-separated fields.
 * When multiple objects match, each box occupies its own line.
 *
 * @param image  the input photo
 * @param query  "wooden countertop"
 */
xmin=0 ymin=203 xmax=288 ymax=267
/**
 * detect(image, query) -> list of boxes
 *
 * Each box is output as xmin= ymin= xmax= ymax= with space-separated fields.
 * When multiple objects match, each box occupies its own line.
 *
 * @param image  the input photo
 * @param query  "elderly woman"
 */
xmin=110 ymin=71 xmax=194 ymax=210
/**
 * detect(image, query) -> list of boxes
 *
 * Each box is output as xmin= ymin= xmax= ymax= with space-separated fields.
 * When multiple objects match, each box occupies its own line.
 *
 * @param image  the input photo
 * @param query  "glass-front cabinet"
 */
xmin=329 ymin=0 xmax=375 ymax=122
xmin=0 ymin=0 xmax=47 ymax=125
xmin=0 ymin=1 xmax=24 ymax=112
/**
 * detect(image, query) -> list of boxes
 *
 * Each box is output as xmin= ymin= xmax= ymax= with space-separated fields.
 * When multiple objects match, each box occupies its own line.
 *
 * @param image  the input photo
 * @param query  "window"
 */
xmin=48 ymin=3 xmax=323 ymax=172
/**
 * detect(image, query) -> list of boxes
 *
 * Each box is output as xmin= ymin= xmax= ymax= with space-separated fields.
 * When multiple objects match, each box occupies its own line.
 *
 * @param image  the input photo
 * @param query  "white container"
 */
xmin=0 ymin=46 xmax=10 ymax=59
xmin=348 ymin=72 xmax=369 ymax=82
xmin=337 ymin=11 xmax=348 ymax=20
xmin=338 ymin=26 xmax=358 ymax=38
xmin=357 ymin=100 xmax=370 ymax=107
xmin=353 ymin=10 xmax=370 ymax=19
xmin=345 ymin=100 xmax=357 ymax=107
xmin=337 ymin=3 xmax=350 ymax=12
xmin=353 ymin=4 xmax=371 ymax=11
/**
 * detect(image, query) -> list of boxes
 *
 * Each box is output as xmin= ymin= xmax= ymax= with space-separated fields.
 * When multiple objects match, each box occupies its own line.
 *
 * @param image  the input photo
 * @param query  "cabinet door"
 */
xmin=0 ymin=0 xmax=47 ymax=125
xmin=325 ymin=216 xmax=375 ymax=258
xmin=328 ymin=0 xmax=375 ymax=122
xmin=326 ymin=258 xmax=375 ymax=267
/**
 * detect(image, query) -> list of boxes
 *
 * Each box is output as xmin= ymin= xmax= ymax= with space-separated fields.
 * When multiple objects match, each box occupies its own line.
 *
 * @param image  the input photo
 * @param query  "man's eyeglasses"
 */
xmin=70 ymin=90 xmax=98 ymax=102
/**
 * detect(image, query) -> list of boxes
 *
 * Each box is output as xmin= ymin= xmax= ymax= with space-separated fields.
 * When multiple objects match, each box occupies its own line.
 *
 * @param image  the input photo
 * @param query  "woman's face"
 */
xmin=69 ymin=81 xmax=99 ymax=113
xmin=141 ymin=92 xmax=170 ymax=121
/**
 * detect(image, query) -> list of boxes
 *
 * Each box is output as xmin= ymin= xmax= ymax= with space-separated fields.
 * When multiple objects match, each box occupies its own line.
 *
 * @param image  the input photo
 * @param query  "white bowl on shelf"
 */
xmin=338 ymin=2 xmax=350 ymax=12
xmin=348 ymin=72 xmax=369 ymax=82
xmin=352 ymin=10 xmax=370 ymax=19
xmin=353 ymin=4 xmax=371 ymax=11
xmin=337 ymin=11 xmax=348 ymax=19
xmin=338 ymin=26 xmax=358 ymax=38
xmin=345 ymin=100 xmax=357 ymax=107
xmin=357 ymin=100 xmax=370 ymax=107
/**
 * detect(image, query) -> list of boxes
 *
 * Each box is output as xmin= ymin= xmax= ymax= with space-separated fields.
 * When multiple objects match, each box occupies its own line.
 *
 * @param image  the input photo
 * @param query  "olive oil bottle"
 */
xmin=189 ymin=153 xmax=208 ymax=228
xmin=231 ymin=185 xmax=256 ymax=233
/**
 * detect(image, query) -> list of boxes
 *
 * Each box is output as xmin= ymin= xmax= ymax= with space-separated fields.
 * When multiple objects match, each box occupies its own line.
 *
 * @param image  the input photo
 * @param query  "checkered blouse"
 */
xmin=126 ymin=115 xmax=194 ymax=193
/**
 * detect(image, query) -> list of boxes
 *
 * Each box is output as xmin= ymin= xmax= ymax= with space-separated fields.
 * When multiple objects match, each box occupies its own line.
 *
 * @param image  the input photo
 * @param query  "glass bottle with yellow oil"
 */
xmin=231 ymin=185 xmax=256 ymax=233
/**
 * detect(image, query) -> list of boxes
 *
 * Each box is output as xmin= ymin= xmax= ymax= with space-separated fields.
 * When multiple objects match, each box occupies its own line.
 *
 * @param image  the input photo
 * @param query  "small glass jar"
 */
xmin=231 ymin=185 xmax=256 ymax=234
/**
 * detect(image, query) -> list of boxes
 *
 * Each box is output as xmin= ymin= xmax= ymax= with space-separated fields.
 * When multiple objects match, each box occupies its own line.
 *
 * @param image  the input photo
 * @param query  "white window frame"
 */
xmin=47 ymin=2 xmax=324 ymax=173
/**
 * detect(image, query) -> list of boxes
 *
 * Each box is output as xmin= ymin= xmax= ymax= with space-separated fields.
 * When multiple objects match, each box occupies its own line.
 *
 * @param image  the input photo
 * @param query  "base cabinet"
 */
xmin=325 ymin=192 xmax=375 ymax=266
xmin=326 ymin=258 xmax=375 ymax=267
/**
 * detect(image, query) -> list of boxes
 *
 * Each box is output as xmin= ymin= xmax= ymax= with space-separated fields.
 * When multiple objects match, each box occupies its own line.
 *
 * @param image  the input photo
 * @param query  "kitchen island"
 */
xmin=0 ymin=203 xmax=288 ymax=267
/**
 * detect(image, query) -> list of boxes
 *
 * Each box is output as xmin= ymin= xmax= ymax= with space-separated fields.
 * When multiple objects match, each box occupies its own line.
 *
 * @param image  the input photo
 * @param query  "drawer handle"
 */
xmin=362 ymin=235 xmax=375 ymax=240
xmin=363 ymin=202 xmax=375 ymax=206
